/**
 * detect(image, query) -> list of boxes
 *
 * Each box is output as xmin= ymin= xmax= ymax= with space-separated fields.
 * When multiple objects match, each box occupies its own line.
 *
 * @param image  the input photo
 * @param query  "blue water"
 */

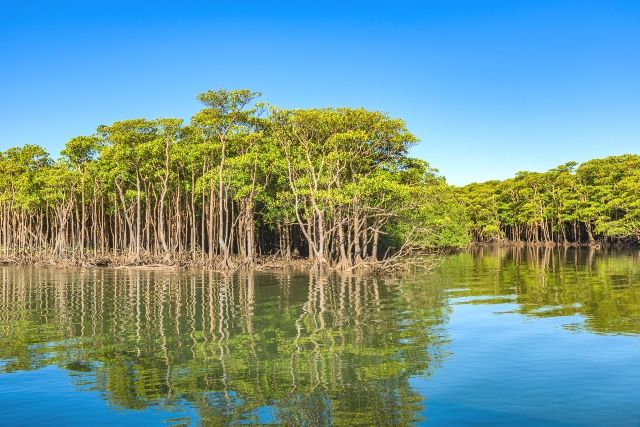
xmin=0 ymin=248 xmax=639 ymax=425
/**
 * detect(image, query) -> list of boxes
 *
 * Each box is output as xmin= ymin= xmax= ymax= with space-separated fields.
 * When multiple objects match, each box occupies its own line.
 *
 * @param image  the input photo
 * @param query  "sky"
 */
xmin=1 ymin=0 xmax=639 ymax=185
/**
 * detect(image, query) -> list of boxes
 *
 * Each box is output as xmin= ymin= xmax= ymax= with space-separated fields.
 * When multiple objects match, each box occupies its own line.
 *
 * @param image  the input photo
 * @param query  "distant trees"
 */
xmin=7 ymin=89 xmax=633 ymax=264
xmin=458 ymin=155 xmax=640 ymax=245
xmin=0 ymin=89 xmax=467 ymax=269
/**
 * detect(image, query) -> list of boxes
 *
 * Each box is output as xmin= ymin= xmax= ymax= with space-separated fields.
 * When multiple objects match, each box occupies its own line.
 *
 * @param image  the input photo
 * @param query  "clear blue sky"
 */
xmin=2 ymin=1 xmax=639 ymax=185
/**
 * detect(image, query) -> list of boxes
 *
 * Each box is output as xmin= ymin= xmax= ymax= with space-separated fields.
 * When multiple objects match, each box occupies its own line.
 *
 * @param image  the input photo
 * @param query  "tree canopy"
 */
xmin=0 ymin=89 xmax=467 ymax=269
xmin=2 ymin=89 xmax=636 ymax=268
xmin=457 ymin=155 xmax=640 ymax=246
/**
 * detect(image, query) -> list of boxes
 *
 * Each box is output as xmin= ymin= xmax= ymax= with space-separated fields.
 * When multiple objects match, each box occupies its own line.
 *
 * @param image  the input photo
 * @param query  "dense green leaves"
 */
xmin=458 ymin=155 xmax=640 ymax=245
xmin=2 ymin=90 xmax=635 ymax=262
xmin=0 ymin=89 xmax=468 ymax=267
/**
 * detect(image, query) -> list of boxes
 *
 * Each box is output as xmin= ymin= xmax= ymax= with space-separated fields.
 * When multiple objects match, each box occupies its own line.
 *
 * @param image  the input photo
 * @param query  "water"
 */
xmin=0 ymin=248 xmax=639 ymax=426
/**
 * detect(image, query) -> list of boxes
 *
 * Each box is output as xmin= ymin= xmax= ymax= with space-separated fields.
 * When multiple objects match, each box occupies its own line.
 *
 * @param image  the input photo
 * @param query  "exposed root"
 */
xmin=0 ymin=249 xmax=444 ymax=274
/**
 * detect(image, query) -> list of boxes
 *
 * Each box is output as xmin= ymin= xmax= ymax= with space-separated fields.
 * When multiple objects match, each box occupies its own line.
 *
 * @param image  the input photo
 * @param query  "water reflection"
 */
xmin=0 ymin=269 xmax=448 ymax=425
xmin=442 ymin=247 xmax=640 ymax=335
xmin=2 ymin=249 xmax=640 ymax=425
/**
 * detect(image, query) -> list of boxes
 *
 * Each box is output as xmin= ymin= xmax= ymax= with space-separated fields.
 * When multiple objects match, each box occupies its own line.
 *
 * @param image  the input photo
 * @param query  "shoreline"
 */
xmin=3 ymin=243 xmax=638 ymax=272
xmin=0 ymin=254 xmax=314 ymax=271
xmin=0 ymin=252 xmax=440 ymax=273
xmin=5 ymin=243 xmax=635 ymax=271
xmin=468 ymin=241 xmax=639 ymax=249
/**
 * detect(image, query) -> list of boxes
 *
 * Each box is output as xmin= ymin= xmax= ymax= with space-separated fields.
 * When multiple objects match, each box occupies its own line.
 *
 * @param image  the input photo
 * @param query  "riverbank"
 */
xmin=0 ymin=251 xmax=442 ymax=273
xmin=0 ymin=253 xmax=309 ymax=270
xmin=468 ymin=240 xmax=639 ymax=248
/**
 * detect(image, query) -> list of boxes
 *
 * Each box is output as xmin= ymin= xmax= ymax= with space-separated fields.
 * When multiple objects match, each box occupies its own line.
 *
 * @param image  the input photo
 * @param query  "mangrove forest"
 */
xmin=459 ymin=155 xmax=640 ymax=246
xmin=0 ymin=89 xmax=466 ymax=269
xmin=0 ymin=89 xmax=638 ymax=270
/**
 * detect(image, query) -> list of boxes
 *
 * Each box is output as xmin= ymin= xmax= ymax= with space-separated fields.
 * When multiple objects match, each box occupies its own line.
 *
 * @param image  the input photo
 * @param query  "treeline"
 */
xmin=0 ymin=89 xmax=468 ymax=269
xmin=458 ymin=155 xmax=640 ymax=246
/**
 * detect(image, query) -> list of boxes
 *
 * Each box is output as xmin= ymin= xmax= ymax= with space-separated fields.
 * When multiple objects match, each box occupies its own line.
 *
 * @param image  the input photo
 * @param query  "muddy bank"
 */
xmin=0 ymin=250 xmax=443 ymax=274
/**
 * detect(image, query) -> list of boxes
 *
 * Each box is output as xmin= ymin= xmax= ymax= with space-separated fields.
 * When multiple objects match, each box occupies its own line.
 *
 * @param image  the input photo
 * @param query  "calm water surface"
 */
xmin=1 ymin=248 xmax=639 ymax=426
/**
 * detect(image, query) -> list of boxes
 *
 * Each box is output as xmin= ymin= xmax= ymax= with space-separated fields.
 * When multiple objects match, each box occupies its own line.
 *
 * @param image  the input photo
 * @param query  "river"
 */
xmin=1 ymin=248 xmax=639 ymax=426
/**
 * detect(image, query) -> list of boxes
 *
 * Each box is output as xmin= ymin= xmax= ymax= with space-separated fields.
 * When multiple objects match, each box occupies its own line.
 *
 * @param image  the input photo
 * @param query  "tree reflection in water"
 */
xmin=442 ymin=247 xmax=640 ymax=335
xmin=0 ymin=268 xmax=449 ymax=425
xmin=3 ymin=248 xmax=637 ymax=425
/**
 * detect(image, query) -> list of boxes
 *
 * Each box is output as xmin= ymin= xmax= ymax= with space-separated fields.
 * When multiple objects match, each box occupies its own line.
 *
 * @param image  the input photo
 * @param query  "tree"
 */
xmin=191 ymin=89 xmax=262 ymax=269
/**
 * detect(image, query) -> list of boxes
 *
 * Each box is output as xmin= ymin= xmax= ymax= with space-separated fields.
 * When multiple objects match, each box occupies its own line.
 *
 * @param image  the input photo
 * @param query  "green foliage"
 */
xmin=0 ymin=89 xmax=470 ymax=264
xmin=458 ymin=155 xmax=640 ymax=245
